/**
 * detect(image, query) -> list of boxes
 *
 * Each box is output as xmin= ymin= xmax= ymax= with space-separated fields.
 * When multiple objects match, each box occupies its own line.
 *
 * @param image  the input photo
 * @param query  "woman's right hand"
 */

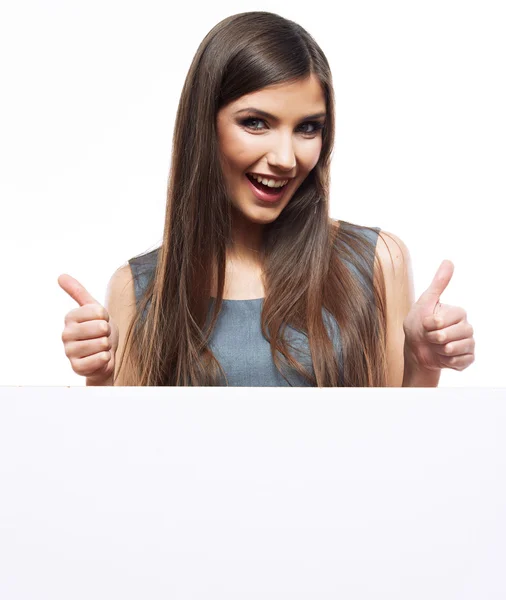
xmin=58 ymin=274 xmax=119 ymax=385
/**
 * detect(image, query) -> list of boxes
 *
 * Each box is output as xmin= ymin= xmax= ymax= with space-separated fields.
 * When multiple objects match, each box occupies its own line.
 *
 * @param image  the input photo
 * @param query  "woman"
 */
xmin=58 ymin=11 xmax=475 ymax=387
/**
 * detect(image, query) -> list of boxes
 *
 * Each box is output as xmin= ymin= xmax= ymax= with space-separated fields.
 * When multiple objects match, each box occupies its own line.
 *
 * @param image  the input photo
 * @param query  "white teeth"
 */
xmin=249 ymin=173 xmax=289 ymax=188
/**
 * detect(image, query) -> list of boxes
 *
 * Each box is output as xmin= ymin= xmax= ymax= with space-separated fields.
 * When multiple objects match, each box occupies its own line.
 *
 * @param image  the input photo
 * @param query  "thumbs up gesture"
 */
xmin=58 ymin=274 xmax=119 ymax=385
xmin=403 ymin=260 xmax=475 ymax=373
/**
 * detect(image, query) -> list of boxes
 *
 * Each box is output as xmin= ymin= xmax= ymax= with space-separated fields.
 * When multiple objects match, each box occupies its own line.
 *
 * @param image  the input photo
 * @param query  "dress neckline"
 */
xmin=210 ymin=297 xmax=264 ymax=302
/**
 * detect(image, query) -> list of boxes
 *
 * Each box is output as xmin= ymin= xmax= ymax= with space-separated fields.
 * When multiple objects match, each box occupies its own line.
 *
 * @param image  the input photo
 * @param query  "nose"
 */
xmin=267 ymin=133 xmax=296 ymax=172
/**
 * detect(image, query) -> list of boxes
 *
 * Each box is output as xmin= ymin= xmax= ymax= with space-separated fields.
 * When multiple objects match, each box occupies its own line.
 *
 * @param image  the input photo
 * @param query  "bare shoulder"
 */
xmin=105 ymin=263 xmax=137 ymax=318
xmin=374 ymin=228 xmax=414 ymax=313
xmin=105 ymin=264 xmax=138 ymax=385
xmin=374 ymin=230 xmax=415 ymax=386
xmin=375 ymin=229 xmax=411 ymax=281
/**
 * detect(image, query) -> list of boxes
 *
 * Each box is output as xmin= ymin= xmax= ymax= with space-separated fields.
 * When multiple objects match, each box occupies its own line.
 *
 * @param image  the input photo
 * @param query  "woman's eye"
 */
xmin=300 ymin=122 xmax=316 ymax=134
xmin=299 ymin=121 xmax=325 ymax=135
xmin=241 ymin=118 xmax=265 ymax=131
xmin=240 ymin=117 xmax=324 ymax=136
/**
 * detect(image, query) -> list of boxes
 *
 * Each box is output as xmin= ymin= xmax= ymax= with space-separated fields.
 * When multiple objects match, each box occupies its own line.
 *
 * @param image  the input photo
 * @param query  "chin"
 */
xmin=241 ymin=212 xmax=276 ymax=225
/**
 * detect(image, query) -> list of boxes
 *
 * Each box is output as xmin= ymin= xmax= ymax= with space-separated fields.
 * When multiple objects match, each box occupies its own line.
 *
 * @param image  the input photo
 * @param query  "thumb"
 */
xmin=415 ymin=259 xmax=454 ymax=309
xmin=58 ymin=274 xmax=99 ymax=307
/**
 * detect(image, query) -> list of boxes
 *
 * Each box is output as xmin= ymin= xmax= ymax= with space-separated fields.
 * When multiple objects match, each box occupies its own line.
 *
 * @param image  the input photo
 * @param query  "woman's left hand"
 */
xmin=403 ymin=260 xmax=475 ymax=372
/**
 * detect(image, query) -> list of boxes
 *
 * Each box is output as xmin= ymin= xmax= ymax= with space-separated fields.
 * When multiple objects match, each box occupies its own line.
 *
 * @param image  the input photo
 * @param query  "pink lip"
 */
xmin=245 ymin=174 xmax=289 ymax=204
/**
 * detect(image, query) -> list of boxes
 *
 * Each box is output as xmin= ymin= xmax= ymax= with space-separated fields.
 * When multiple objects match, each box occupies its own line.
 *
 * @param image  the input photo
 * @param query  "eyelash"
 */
xmin=240 ymin=117 xmax=325 ymax=136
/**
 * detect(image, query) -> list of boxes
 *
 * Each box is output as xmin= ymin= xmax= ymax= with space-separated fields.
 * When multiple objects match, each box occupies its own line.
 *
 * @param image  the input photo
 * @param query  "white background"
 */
xmin=1 ymin=0 xmax=504 ymax=385
xmin=0 ymin=387 xmax=505 ymax=599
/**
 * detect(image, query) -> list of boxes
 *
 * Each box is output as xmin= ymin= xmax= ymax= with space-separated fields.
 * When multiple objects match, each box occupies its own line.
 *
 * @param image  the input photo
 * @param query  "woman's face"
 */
xmin=216 ymin=74 xmax=326 ymax=224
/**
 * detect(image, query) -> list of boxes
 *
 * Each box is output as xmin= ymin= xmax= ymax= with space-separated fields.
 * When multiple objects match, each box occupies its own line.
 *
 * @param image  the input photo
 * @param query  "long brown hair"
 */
xmin=116 ymin=11 xmax=391 ymax=386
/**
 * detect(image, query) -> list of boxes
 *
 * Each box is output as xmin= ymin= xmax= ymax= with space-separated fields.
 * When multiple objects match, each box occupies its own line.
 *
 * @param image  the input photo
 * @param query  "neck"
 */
xmin=228 ymin=210 xmax=265 ymax=265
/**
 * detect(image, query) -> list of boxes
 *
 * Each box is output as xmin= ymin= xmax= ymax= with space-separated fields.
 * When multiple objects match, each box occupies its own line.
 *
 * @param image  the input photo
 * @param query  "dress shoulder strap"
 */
xmin=335 ymin=220 xmax=381 ymax=300
xmin=128 ymin=247 xmax=160 ymax=308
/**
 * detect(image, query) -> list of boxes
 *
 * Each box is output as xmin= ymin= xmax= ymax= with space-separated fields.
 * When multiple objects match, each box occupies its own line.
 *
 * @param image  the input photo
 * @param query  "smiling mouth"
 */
xmin=244 ymin=173 xmax=291 ymax=204
xmin=245 ymin=173 xmax=290 ymax=192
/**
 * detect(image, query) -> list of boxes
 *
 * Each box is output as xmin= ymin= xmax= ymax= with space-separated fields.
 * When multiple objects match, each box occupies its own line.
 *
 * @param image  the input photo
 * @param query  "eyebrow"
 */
xmin=234 ymin=107 xmax=327 ymax=121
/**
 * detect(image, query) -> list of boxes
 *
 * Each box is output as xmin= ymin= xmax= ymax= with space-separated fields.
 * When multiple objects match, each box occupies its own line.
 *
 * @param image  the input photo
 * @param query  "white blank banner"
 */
xmin=0 ymin=387 xmax=505 ymax=599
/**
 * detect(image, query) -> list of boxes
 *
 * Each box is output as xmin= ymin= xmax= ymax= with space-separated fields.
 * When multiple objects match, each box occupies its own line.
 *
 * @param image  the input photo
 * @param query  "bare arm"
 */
xmin=86 ymin=264 xmax=137 ymax=386
xmin=375 ymin=231 xmax=440 ymax=387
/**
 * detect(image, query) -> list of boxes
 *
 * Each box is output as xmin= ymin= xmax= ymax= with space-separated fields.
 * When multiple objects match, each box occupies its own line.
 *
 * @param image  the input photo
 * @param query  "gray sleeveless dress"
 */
xmin=128 ymin=223 xmax=380 ymax=387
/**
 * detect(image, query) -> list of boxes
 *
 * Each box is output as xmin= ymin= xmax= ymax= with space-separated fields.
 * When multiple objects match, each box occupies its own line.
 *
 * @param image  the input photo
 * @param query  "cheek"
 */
xmin=219 ymin=137 xmax=246 ymax=175
xmin=298 ymin=140 xmax=322 ymax=172
xmin=230 ymin=134 xmax=264 ymax=165
xmin=222 ymin=129 xmax=255 ymax=153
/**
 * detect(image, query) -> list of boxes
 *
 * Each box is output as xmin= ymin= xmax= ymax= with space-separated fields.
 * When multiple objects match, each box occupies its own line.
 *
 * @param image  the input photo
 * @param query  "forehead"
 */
xmin=225 ymin=74 xmax=326 ymax=117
